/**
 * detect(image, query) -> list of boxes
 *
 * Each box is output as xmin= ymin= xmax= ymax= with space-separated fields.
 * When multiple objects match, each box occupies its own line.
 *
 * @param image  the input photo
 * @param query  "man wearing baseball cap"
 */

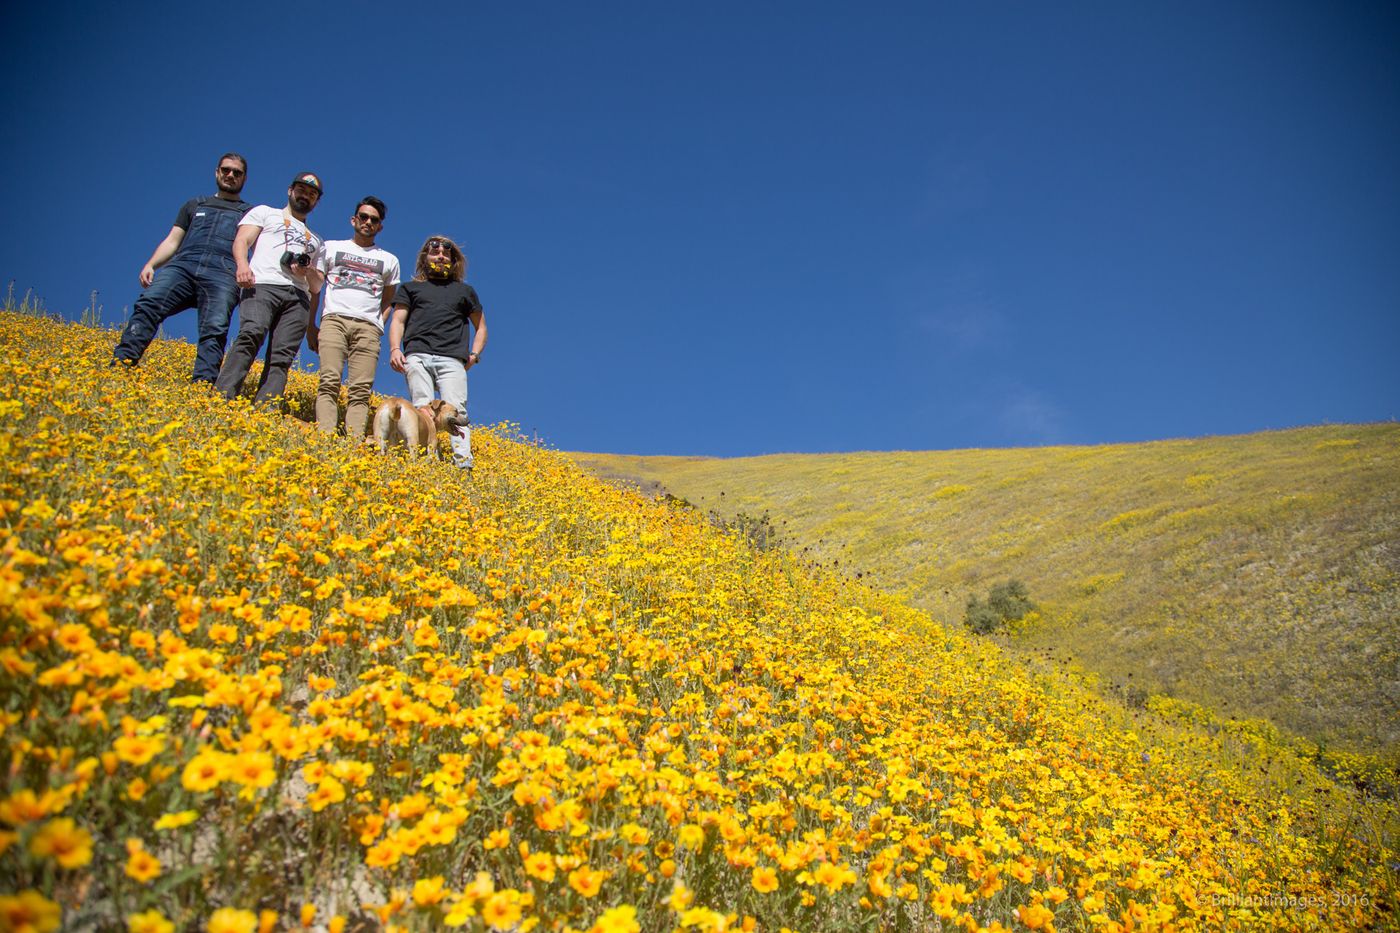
xmin=215 ymin=172 xmax=325 ymax=405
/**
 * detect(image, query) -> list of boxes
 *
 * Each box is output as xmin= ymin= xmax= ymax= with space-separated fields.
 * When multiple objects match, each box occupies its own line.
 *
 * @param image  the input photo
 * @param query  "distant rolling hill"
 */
xmin=570 ymin=424 xmax=1400 ymax=764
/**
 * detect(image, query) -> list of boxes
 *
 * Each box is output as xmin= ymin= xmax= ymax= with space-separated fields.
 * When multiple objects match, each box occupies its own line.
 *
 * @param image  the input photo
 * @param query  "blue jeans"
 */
xmin=113 ymin=207 xmax=243 ymax=383
xmin=404 ymin=352 xmax=472 ymax=468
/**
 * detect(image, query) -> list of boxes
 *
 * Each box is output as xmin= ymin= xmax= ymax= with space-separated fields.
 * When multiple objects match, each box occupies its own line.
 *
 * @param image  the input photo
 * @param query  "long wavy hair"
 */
xmin=413 ymin=234 xmax=466 ymax=283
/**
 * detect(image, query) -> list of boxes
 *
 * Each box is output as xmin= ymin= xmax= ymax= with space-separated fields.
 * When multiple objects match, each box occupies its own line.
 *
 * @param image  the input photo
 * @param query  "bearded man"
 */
xmin=388 ymin=235 xmax=488 ymax=470
xmin=215 ymin=172 xmax=325 ymax=405
xmin=112 ymin=153 xmax=253 ymax=382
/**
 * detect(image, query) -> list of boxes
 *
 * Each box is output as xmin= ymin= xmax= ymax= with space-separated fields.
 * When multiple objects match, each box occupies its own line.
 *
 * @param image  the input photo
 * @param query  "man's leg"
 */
xmin=112 ymin=265 xmax=196 ymax=366
xmin=315 ymin=316 xmax=351 ymax=433
xmin=342 ymin=319 xmax=381 ymax=441
xmin=215 ymin=287 xmax=277 ymax=399
xmin=403 ymin=353 xmax=435 ymax=408
xmin=191 ymin=275 xmax=240 ymax=384
xmin=429 ymin=354 xmax=472 ymax=470
xmin=252 ymin=291 xmax=310 ymax=405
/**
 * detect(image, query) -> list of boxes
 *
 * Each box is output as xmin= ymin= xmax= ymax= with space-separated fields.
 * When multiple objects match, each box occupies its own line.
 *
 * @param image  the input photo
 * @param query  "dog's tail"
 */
xmin=387 ymin=406 xmax=402 ymax=424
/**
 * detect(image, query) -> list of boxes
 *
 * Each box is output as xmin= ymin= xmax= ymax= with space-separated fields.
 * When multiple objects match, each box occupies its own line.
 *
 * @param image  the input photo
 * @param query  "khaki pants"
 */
xmin=315 ymin=315 xmax=382 ymax=438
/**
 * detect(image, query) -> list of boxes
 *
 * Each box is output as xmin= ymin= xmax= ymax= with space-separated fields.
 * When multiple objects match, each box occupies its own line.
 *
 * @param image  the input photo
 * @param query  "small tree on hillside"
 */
xmin=964 ymin=579 xmax=1034 ymax=634
xmin=709 ymin=509 xmax=784 ymax=551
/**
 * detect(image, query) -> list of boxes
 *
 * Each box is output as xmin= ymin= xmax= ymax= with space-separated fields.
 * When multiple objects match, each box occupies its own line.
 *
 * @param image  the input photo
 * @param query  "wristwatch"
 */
xmin=469 ymin=351 xmax=482 ymax=363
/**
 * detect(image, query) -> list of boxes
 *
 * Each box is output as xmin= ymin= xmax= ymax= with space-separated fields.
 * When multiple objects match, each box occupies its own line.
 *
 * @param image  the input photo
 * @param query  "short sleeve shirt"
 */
xmin=394 ymin=280 xmax=484 ymax=361
xmin=238 ymin=205 xmax=322 ymax=293
xmin=316 ymin=239 xmax=401 ymax=331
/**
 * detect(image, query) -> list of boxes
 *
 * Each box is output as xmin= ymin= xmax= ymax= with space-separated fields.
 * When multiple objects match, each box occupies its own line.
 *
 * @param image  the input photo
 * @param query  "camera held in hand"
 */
xmin=280 ymin=251 xmax=312 ymax=271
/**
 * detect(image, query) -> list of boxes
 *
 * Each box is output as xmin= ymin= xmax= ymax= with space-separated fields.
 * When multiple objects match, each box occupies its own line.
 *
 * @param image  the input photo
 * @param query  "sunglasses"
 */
xmin=426 ymin=240 xmax=454 ymax=254
xmin=355 ymin=212 xmax=382 ymax=225
xmin=218 ymin=166 xmax=245 ymax=177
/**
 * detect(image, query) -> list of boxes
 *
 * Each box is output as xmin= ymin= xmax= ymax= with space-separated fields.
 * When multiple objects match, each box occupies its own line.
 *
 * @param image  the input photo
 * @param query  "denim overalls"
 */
xmin=113 ymin=196 xmax=249 ymax=383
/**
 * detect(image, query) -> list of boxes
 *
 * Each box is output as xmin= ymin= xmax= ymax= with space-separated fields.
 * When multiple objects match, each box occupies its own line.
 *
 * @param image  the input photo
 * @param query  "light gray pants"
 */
xmin=404 ymin=352 xmax=472 ymax=469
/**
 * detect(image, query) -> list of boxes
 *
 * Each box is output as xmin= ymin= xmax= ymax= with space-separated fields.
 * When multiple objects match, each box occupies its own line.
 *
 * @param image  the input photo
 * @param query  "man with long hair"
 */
xmin=388 ymin=235 xmax=488 ymax=470
xmin=112 ymin=153 xmax=252 ymax=382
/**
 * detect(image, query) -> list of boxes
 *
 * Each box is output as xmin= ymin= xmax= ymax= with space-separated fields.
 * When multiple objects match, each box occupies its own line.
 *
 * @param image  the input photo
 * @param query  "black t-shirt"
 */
xmin=395 ymin=279 xmax=484 ymax=361
xmin=173 ymin=195 xmax=253 ymax=230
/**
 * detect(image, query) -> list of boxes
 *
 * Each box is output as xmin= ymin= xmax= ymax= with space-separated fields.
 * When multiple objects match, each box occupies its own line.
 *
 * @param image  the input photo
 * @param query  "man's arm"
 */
xmin=297 ymin=265 xmax=325 ymax=349
xmin=466 ymin=309 xmax=487 ymax=369
xmin=295 ymin=266 xmax=325 ymax=295
xmin=306 ymin=249 xmax=328 ymax=353
xmin=232 ymin=224 xmax=260 ymax=288
xmin=306 ymin=288 xmax=322 ymax=353
xmin=388 ymin=304 xmax=410 ymax=373
xmin=140 ymin=227 xmax=186 ymax=286
xmin=379 ymin=284 xmax=398 ymax=325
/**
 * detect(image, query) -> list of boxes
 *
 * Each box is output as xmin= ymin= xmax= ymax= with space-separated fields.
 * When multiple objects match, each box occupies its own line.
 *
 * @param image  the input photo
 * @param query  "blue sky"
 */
xmin=3 ymin=2 xmax=1397 ymax=456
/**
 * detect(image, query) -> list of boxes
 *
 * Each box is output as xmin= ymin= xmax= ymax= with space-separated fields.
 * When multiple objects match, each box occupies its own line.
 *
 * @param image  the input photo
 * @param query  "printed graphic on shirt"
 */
xmin=329 ymin=251 xmax=387 ymax=297
xmin=279 ymin=223 xmax=318 ymax=258
xmin=240 ymin=204 xmax=322 ymax=292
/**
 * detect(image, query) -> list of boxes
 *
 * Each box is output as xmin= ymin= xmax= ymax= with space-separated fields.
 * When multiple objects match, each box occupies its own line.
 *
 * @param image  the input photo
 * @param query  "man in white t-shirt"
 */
xmin=307 ymin=196 xmax=401 ymax=438
xmin=214 ymin=172 xmax=325 ymax=405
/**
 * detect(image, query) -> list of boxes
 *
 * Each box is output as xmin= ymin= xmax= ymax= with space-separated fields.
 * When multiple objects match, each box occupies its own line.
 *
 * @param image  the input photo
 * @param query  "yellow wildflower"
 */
xmin=525 ymin=851 xmax=557 ymax=882
xmin=182 ymin=750 xmax=229 ymax=792
xmin=28 ymin=817 xmax=93 ymax=868
xmin=1016 ymin=903 xmax=1056 ymax=931
xmin=480 ymin=891 xmax=521 ymax=930
xmin=114 ymin=734 xmax=166 ymax=766
xmin=590 ymin=905 xmax=641 ymax=933
xmin=124 ymin=838 xmax=162 ymax=882
xmin=413 ymin=877 xmax=447 ymax=906
xmin=568 ymin=866 xmax=608 ymax=898
xmin=206 ymin=908 xmax=258 ymax=933
xmin=0 ymin=891 xmax=62 ymax=933
xmin=127 ymin=909 xmax=175 ymax=933
xmin=154 ymin=810 xmax=199 ymax=831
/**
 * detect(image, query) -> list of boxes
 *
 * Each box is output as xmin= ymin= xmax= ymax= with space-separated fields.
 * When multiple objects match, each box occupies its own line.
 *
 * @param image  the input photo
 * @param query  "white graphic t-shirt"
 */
xmin=238 ymin=205 xmax=322 ymax=293
xmin=316 ymin=240 xmax=402 ymax=331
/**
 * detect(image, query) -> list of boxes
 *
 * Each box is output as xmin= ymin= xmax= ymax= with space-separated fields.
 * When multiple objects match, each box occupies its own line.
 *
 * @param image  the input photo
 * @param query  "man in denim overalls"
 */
xmin=112 ymin=153 xmax=253 ymax=383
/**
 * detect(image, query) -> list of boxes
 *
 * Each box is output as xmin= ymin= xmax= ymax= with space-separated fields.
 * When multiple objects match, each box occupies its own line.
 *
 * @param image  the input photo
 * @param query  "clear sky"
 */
xmin=4 ymin=2 xmax=1397 ymax=456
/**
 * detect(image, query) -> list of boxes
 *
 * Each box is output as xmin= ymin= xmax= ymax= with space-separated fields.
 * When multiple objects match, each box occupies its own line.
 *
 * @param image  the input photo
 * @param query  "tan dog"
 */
xmin=371 ymin=398 xmax=467 ymax=459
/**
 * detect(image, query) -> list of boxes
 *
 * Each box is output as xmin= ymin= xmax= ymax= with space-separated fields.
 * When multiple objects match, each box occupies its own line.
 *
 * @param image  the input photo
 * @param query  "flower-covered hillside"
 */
xmin=0 ymin=312 xmax=1395 ymax=932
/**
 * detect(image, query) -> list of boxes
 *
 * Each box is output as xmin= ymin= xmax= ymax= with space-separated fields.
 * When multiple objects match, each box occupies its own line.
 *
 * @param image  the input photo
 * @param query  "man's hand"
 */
xmin=389 ymin=348 xmax=407 ymax=374
xmin=140 ymin=225 xmax=184 ymax=288
xmin=236 ymin=263 xmax=256 ymax=288
xmin=306 ymin=323 xmax=320 ymax=354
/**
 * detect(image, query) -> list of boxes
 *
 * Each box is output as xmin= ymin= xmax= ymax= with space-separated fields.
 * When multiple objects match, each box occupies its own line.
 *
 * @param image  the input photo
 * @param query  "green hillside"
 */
xmin=570 ymin=425 xmax=1400 ymax=765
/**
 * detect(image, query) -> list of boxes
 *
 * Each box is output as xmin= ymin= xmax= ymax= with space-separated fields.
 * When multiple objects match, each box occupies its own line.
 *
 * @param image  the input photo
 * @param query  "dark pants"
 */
xmin=112 ymin=259 xmax=240 ymax=383
xmin=215 ymin=285 xmax=310 ymax=404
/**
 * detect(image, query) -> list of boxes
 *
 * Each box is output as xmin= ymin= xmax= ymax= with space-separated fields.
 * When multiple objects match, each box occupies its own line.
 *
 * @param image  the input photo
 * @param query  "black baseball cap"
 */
xmin=291 ymin=172 xmax=323 ymax=194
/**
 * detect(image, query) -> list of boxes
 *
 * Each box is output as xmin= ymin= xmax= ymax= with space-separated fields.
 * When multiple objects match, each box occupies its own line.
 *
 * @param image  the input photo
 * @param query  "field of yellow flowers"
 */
xmin=1 ymin=311 xmax=1396 ymax=932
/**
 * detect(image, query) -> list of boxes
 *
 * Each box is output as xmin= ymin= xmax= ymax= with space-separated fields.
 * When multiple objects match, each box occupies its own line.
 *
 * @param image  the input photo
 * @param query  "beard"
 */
xmin=217 ymin=175 xmax=245 ymax=195
xmin=290 ymin=194 xmax=314 ymax=213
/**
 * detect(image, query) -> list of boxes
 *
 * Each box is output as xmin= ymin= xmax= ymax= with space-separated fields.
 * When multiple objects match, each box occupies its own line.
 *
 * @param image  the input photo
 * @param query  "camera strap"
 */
xmin=281 ymin=206 xmax=300 ymax=254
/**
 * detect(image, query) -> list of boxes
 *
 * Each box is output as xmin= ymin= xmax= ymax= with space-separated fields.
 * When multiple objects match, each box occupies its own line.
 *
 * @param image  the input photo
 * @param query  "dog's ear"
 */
xmin=429 ymin=399 xmax=446 ymax=414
